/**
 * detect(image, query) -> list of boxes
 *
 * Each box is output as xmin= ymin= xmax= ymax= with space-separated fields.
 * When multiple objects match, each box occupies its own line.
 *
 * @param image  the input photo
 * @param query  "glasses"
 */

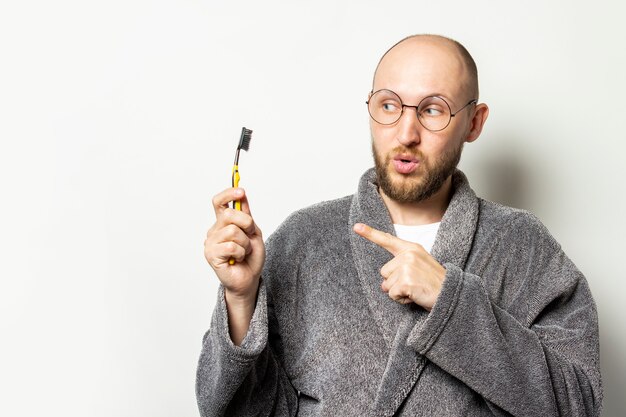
xmin=366 ymin=89 xmax=477 ymax=132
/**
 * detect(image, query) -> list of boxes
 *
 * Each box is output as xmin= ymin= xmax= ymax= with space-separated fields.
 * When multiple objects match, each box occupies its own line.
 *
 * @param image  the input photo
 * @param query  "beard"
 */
xmin=372 ymin=139 xmax=463 ymax=203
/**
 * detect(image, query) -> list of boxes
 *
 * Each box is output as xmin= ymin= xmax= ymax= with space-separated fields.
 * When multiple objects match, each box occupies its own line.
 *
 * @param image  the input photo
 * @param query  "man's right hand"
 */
xmin=204 ymin=187 xmax=265 ymax=344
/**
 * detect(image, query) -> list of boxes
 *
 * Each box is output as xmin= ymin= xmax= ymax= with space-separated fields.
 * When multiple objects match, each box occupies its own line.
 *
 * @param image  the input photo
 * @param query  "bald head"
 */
xmin=373 ymin=35 xmax=479 ymax=101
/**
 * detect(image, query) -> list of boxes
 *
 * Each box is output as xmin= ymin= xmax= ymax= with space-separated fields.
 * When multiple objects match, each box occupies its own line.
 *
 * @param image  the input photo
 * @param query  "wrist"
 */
xmin=223 ymin=284 xmax=259 ymax=346
xmin=224 ymin=285 xmax=258 ymax=311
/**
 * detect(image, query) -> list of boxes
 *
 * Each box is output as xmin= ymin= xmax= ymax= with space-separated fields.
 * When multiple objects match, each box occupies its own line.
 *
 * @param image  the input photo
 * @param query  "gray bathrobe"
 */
xmin=196 ymin=169 xmax=602 ymax=416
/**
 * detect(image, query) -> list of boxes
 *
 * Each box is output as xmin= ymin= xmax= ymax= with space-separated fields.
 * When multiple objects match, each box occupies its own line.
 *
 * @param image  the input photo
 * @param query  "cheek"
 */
xmin=425 ymin=141 xmax=448 ymax=155
xmin=371 ymin=124 xmax=396 ymax=148
xmin=424 ymin=130 xmax=461 ymax=153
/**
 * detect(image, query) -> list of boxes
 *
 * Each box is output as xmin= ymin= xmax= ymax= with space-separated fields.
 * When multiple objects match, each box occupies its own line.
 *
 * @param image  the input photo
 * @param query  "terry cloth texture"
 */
xmin=196 ymin=168 xmax=602 ymax=417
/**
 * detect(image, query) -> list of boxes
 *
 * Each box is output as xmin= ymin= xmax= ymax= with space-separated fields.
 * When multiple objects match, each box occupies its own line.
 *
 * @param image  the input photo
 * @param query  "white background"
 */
xmin=1 ymin=1 xmax=624 ymax=416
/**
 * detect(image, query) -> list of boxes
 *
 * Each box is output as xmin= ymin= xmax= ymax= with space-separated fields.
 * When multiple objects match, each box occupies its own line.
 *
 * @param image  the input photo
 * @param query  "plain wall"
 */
xmin=1 ymin=0 xmax=624 ymax=415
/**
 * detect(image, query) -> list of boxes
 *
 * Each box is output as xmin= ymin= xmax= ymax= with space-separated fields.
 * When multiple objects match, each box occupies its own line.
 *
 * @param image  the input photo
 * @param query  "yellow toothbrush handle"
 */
xmin=229 ymin=165 xmax=241 ymax=265
xmin=232 ymin=166 xmax=241 ymax=211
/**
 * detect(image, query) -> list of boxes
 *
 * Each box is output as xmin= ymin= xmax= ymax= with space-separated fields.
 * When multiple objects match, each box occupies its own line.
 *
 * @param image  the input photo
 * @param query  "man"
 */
xmin=197 ymin=35 xmax=602 ymax=416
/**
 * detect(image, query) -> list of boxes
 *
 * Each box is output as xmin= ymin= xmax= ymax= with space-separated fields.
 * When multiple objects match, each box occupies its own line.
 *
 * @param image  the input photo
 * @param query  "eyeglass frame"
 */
xmin=366 ymin=89 xmax=478 ymax=132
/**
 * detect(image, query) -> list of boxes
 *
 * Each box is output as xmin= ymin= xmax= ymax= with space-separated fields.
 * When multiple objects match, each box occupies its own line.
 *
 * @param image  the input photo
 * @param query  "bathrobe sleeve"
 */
xmin=407 ymin=213 xmax=602 ymax=417
xmin=195 ymin=281 xmax=298 ymax=417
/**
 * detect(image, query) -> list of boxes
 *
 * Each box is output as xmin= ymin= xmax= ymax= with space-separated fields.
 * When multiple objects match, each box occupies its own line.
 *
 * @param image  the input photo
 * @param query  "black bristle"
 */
xmin=238 ymin=127 xmax=253 ymax=151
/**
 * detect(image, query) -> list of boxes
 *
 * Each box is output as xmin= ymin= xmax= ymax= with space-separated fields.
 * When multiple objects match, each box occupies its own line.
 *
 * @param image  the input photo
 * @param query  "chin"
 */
xmin=386 ymin=168 xmax=426 ymax=194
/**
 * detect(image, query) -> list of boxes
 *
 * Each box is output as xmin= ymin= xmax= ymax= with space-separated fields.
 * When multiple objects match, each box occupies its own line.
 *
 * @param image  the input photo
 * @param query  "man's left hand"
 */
xmin=353 ymin=223 xmax=446 ymax=311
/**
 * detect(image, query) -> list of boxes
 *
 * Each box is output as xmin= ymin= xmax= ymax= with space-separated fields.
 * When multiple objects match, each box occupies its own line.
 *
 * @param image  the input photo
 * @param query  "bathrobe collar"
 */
xmin=348 ymin=167 xmax=479 ymax=416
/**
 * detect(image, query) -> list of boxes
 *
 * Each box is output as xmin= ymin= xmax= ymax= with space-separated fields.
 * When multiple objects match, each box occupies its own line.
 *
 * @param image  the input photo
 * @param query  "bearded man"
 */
xmin=197 ymin=35 xmax=602 ymax=416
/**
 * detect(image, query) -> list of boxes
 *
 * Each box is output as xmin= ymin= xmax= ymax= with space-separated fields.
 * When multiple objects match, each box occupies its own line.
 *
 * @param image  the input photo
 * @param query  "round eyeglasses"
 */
xmin=366 ymin=89 xmax=477 ymax=132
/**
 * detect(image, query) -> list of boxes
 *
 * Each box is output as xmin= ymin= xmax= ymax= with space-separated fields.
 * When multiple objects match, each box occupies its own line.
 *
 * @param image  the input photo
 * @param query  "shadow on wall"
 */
xmin=464 ymin=149 xmax=532 ymax=212
xmin=468 ymin=146 xmax=624 ymax=417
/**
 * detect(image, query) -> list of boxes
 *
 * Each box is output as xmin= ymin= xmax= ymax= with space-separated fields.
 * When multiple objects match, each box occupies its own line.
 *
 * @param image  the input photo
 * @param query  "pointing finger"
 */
xmin=353 ymin=223 xmax=405 ymax=256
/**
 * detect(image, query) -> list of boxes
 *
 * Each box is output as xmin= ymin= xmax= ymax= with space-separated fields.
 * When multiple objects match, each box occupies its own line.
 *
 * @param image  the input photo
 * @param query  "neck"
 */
xmin=380 ymin=176 xmax=453 ymax=225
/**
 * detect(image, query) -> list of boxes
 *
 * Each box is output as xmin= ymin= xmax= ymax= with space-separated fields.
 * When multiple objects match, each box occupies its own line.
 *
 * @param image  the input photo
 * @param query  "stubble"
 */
xmin=372 ymin=140 xmax=463 ymax=203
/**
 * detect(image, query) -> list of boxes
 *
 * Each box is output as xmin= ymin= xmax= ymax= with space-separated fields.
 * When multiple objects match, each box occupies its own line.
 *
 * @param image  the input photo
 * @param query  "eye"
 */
xmin=422 ymin=106 xmax=444 ymax=117
xmin=382 ymin=101 xmax=400 ymax=112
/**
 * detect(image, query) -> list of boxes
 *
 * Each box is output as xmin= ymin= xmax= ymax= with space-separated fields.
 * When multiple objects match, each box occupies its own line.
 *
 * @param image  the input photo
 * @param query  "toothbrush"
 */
xmin=229 ymin=127 xmax=253 ymax=265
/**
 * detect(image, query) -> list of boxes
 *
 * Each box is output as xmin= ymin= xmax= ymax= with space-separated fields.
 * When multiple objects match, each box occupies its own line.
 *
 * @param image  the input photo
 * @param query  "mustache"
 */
xmin=387 ymin=146 xmax=425 ymax=160
xmin=369 ymin=133 xmax=425 ymax=161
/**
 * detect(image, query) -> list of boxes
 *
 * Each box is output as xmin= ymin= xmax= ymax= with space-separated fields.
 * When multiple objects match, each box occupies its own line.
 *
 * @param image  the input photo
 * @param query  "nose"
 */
xmin=395 ymin=105 xmax=422 ymax=147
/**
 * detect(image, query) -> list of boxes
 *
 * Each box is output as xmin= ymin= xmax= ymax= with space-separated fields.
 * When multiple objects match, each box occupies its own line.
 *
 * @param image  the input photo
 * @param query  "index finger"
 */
xmin=212 ymin=187 xmax=247 ymax=215
xmin=353 ymin=223 xmax=404 ymax=256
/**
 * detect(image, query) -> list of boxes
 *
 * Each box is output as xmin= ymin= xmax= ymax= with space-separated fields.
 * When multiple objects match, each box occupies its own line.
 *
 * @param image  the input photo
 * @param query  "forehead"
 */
xmin=373 ymin=38 xmax=468 ymax=103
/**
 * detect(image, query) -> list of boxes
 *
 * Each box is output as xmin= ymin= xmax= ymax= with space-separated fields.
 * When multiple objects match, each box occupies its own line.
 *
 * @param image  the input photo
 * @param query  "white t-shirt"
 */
xmin=393 ymin=222 xmax=441 ymax=254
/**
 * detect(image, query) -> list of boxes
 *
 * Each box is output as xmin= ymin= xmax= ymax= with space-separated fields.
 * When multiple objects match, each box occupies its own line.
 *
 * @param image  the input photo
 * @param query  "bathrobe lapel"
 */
xmin=348 ymin=168 xmax=479 ymax=416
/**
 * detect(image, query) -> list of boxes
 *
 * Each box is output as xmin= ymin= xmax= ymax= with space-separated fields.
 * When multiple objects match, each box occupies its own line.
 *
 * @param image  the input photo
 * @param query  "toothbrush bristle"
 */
xmin=238 ymin=127 xmax=253 ymax=151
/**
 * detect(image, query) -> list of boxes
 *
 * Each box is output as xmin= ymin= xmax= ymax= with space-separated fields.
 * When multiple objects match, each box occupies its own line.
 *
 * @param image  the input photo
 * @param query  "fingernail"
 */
xmin=235 ymin=188 xmax=244 ymax=196
xmin=353 ymin=223 xmax=364 ymax=232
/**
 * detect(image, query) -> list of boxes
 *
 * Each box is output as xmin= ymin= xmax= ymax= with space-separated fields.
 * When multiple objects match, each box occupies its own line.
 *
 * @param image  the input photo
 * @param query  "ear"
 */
xmin=464 ymin=103 xmax=489 ymax=143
